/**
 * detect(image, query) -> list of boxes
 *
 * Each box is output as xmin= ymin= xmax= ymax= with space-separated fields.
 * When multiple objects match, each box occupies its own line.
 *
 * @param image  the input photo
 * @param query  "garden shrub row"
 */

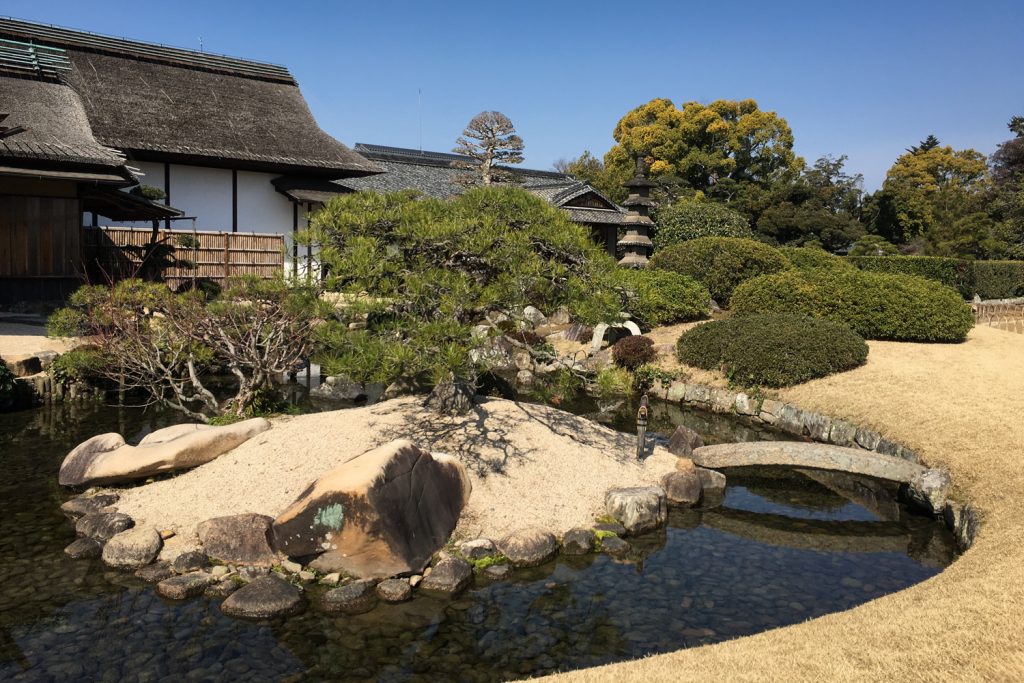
xmin=846 ymin=255 xmax=976 ymax=298
xmin=648 ymin=237 xmax=790 ymax=305
xmin=676 ymin=314 xmax=868 ymax=388
xmin=778 ymin=246 xmax=855 ymax=273
xmin=614 ymin=268 xmax=710 ymax=326
xmin=973 ymin=261 xmax=1024 ymax=299
xmin=731 ymin=270 xmax=975 ymax=342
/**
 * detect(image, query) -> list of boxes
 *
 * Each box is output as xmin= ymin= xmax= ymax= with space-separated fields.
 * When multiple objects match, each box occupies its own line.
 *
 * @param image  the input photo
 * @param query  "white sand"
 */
xmin=115 ymin=396 xmax=677 ymax=556
xmin=0 ymin=322 xmax=71 ymax=359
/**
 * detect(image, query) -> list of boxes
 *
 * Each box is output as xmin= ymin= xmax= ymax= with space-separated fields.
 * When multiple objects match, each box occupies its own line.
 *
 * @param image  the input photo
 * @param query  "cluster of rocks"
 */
xmin=646 ymin=381 xmax=976 ymax=550
xmin=2 ymin=349 xmax=100 ymax=408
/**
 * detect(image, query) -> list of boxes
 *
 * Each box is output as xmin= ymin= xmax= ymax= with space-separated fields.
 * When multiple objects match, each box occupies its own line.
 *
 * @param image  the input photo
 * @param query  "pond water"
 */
xmin=0 ymin=398 xmax=956 ymax=682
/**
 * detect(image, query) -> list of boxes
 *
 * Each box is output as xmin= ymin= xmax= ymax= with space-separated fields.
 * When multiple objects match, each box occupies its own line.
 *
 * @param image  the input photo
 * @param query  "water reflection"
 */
xmin=0 ymin=401 xmax=956 ymax=682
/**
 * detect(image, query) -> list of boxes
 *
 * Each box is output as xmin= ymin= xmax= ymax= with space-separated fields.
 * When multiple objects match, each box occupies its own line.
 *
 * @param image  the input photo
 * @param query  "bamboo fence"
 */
xmin=83 ymin=226 xmax=284 ymax=289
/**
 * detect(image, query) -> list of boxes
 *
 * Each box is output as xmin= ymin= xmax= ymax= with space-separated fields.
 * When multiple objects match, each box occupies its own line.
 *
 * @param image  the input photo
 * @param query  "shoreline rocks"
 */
xmin=198 ymin=513 xmax=277 ymax=567
xmin=102 ymin=527 xmax=163 ymax=568
xmin=222 ymin=575 xmax=303 ymax=619
xmin=605 ymin=487 xmax=668 ymax=535
xmin=498 ymin=528 xmax=557 ymax=568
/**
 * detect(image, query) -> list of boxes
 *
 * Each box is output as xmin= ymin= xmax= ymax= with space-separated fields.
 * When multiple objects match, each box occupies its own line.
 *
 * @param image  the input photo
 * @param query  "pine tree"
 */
xmin=451 ymin=111 xmax=525 ymax=185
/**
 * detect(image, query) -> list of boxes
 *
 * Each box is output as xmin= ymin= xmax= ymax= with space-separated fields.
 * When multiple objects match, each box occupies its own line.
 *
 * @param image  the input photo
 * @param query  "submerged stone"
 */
xmin=419 ymin=555 xmax=473 ymax=595
xmin=64 ymin=537 xmax=102 ymax=560
xmin=322 ymin=579 xmax=378 ymax=614
xmin=156 ymin=572 xmax=217 ymax=600
xmin=76 ymin=512 xmax=133 ymax=541
xmin=222 ymin=574 xmax=303 ymax=619
xmin=560 ymin=528 xmax=595 ymax=555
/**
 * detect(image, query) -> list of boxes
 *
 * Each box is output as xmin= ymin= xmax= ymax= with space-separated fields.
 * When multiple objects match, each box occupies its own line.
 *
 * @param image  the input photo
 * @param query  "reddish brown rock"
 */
xmin=272 ymin=439 xmax=471 ymax=579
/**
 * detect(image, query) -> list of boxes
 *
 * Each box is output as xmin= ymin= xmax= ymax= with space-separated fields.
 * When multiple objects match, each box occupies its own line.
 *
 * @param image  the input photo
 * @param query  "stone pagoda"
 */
xmin=617 ymin=155 xmax=655 ymax=267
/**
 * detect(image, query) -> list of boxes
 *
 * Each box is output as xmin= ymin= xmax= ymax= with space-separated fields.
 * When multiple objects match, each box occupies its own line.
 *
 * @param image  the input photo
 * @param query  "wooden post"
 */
xmin=223 ymin=233 xmax=231 ymax=280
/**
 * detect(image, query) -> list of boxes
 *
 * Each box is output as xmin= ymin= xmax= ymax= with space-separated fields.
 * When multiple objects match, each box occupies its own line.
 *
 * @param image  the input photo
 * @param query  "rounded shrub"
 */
xmin=676 ymin=315 xmax=868 ymax=387
xmin=652 ymin=201 xmax=752 ymax=249
xmin=648 ymin=237 xmax=790 ymax=306
xmin=778 ymin=246 xmax=855 ymax=274
xmin=611 ymin=335 xmax=656 ymax=370
xmin=731 ymin=270 xmax=975 ymax=342
xmin=615 ymin=268 xmax=710 ymax=326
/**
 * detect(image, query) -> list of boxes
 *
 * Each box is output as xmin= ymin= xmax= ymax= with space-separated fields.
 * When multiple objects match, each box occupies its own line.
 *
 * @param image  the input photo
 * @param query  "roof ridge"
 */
xmin=354 ymin=142 xmax=571 ymax=180
xmin=0 ymin=16 xmax=294 ymax=83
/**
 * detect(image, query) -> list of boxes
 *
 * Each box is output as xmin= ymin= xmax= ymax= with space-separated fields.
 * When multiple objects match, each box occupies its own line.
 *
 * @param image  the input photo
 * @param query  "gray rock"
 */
xmin=376 ymin=578 xmax=412 ymax=603
xmin=497 ymin=528 xmax=558 ymax=567
xmin=76 ymin=512 xmax=133 ymax=541
xmin=908 ymin=469 xmax=952 ymax=515
xmin=599 ymin=535 xmax=630 ymax=557
xmin=733 ymin=392 xmax=759 ymax=416
xmin=515 ymin=369 xmax=535 ymax=390
xmin=135 ymin=561 xmax=174 ymax=583
xmin=776 ymin=404 xmax=806 ymax=435
xmin=280 ymin=559 xmax=302 ymax=574
xmin=661 ymin=470 xmax=702 ymax=506
xmin=605 ymin=487 xmax=667 ymax=535
xmin=309 ymin=376 xmax=366 ymax=402
xmin=102 ymin=527 xmax=162 ymax=568
xmin=560 ymin=528 xmax=595 ymax=555
xmin=423 ymin=379 xmax=475 ymax=416
xmin=483 ymin=563 xmax=512 ymax=580
xmin=458 ymin=538 xmax=496 ymax=560
xmin=802 ymin=412 xmax=832 ymax=441
xmin=222 ymin=575 xmax=303 ymax=619
xmin=197 ymin=513 xmax=276 ymax=567
xmin=172 ymin=550 xmax=210 ymax=574
xmin=758 ymin=399 xmax=785 ymax=424
xmin=523 ymin=305 xmax=547 ymax=327
xmin=323 ymin=580 xmax=379 ymax=614
xmin=205 ymin=580 xmax=239 ymax=600
xmin=64 ymin=537 xmax=102 ymax=560
xmin=238 ymin=566 xmax=271 ymax=581
xmin=708 ymin=388 xmax=735 ymax=413
xmin=382 ymin=375 xmax=430 ymax=400
xmin=210 ymin=565 xmax=230 ymax=578
xmin=666 ymin=425 xmax=704 ymax=458
xmin=549 ymin=307 xmax=571 ymax=326
xmin=420 ymin=555 xmax=473 ymax=594
xmin=60 ymin=493 xmax=119 ymax=520
xmin=593 ymin=521 xmax=627 ymax=537
xmin=319 ymin=572 xmax=342 ymax=586
xmin=696 ymin=467 xmax=727 ymax=495
xmin=854 ymin=427 xmax=882 ymax=450
xmin=827 ymin=420 xmax=857 ymax=448
xmin=156 ymin=572 xmax=217 ymax=600
xmin=684 ymin=384 xmax=711 ymax=405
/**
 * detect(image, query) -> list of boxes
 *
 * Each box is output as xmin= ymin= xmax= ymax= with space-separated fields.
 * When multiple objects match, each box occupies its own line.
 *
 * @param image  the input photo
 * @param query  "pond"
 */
xmin=0 ymin=397 xmax=957 ymax=682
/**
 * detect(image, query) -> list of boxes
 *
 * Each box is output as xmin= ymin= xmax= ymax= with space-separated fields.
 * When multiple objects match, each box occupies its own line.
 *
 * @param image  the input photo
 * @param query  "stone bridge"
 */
xmin=691 ymin=441 xmax=926 ymax=484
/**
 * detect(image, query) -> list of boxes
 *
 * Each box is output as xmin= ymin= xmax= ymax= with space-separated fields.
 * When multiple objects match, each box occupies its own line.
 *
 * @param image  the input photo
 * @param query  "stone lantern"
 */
xmin=617 ymin=155 xmax=656 ymax=267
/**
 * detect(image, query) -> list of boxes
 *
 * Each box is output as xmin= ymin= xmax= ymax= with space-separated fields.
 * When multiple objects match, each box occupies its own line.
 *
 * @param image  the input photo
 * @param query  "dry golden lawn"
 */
xmin=546 ymin=325 xmax=1024 ymax=682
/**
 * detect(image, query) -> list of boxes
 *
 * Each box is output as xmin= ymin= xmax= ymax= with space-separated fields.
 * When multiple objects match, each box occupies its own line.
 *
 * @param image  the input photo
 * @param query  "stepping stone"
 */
xmin=221 ymin=575 xmax=302 ymax=619
xmin=322 ymin=579 xmax=378 ymax=614
xmin=156 ymin=572 xmax=217 ymax=600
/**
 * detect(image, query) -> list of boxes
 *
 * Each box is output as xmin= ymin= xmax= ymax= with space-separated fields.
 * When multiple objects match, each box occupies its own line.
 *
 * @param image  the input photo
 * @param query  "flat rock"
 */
xmin=661 ymin=470 xmax=702 ymax=506
xmin=560 ymin=528 xmax=595 ymax=555
xmin=497 ymin=527 xmax=558 ymax=567
xmin=419 ymin=555 xmax=473 ymax=594
xmin=376 ymin=578 xmax=412 ymax=603
xmin=458 ymin=538 xmax=496 ymax=560
xmin=908 ymin=469 xmax=952 ymax=515
xmin=172 ymin=550 xmax=210 ymax=574
xmin=696 ymin=467 xmax=727 ymax=493
xmin=667 ymin=425 xmax=704 ymax=458
xmin=222 ymin=575 xmax=303 ymax=619
xmin=691 ymin=442 xmax=926 ymax=484
xmin=64 ymin=537 xmax=102 ymax=560
xmin=135 ymin=561 xmax=174 ymax=583
xmin=198 ymin=513 xmax=276 ymax=567
xmin=594 ymin=521 xmax=627 ymax=537
xmin=157 ymin=572 xmax=217 ymax=600
xmin=59 ymin=418 xmax=271 ymax=486
xmin=76 ymin=512 xmax=133 ymax=541
xmin=322 ymin=579 xmax=378 ymax=614
xmin=483 ymin=563 xmax=512 ymax=580
xmin=60 ymin=493 xmax=119 ymax=520
xmin=102 ymin=527 xmax=163 ymax=568
xmin=599 ymin=535 xmax=630 ymax=557
xmin=205 ymin=580 xmax=239 ymax=600
xmin=605 ymin=487 xmax=667 ymax=535
xmin=274 ymin=439 xmax=471 ymax=579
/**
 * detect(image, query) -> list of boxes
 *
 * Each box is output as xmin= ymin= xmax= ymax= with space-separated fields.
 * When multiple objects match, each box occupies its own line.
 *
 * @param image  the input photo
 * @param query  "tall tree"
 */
xmin=602 ymin=98 xmax=802 ymax=201
xmin=907 ymin=134 xmax=940 ymax=155
xmin=452 ymin=111 xmax=525 ymax=185
xmin=988 ymin=115 xmax=1024 ymax=258
xmin=555 ymin=150 xmax=628 ymax=202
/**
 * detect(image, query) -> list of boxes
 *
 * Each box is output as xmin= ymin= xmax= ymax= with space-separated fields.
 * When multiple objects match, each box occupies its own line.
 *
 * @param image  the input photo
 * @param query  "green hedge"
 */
xmin=731 ymin=270 xmax=974 ymax=342
xmin=652 ymin=201 xmax=752 ymax=249
xmin=973 ymin=261 xmax=1024 ymax=299
xmin=676 ymin=314 xmax=868 ymax=387
xmin=847 ymin=256 xmax=975 ymax=298
xmin=615 ymin=268 xmax=710 ymax=326
xmin=648 ymin=237 xmax=790 ymax=306
xmin=779 ymin=247 xmax=856 ymax=273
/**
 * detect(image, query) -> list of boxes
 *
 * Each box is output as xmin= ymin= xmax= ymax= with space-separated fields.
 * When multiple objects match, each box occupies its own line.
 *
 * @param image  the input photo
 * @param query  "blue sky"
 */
xmin=8 ymin=1 xmax=1023 ymax=189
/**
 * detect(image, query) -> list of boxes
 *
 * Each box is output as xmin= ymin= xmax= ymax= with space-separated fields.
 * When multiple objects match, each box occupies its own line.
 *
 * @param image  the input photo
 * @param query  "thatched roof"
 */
xmin=340 ymin=144 xmax=627 ymax=225
xmin=0 ymin=72 xmax=133 ymax=183
xmin=0 ymin=17 xmax=380 ymax=178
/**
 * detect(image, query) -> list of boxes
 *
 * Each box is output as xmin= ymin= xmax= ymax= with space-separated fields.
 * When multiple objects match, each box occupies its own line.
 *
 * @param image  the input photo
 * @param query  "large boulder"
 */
xmin=272 ymin=439 xmax=471 ymax=579
xmin=661 ymin=470 xmax=702 ymax=506
xmin=59 ymin=418 xmax=271 ymax=486
xmin=198 ymin=513 xmax=277 ymax=567
xmin=102 ymin=527 xmax=163 ymax=568
xmin=221 ymin=575 xmax=303 ymax=619
xmin=605 ymin=487 xmax=668 ymax=535
xmin=497 ymin=527 xmax=558 ymax=567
